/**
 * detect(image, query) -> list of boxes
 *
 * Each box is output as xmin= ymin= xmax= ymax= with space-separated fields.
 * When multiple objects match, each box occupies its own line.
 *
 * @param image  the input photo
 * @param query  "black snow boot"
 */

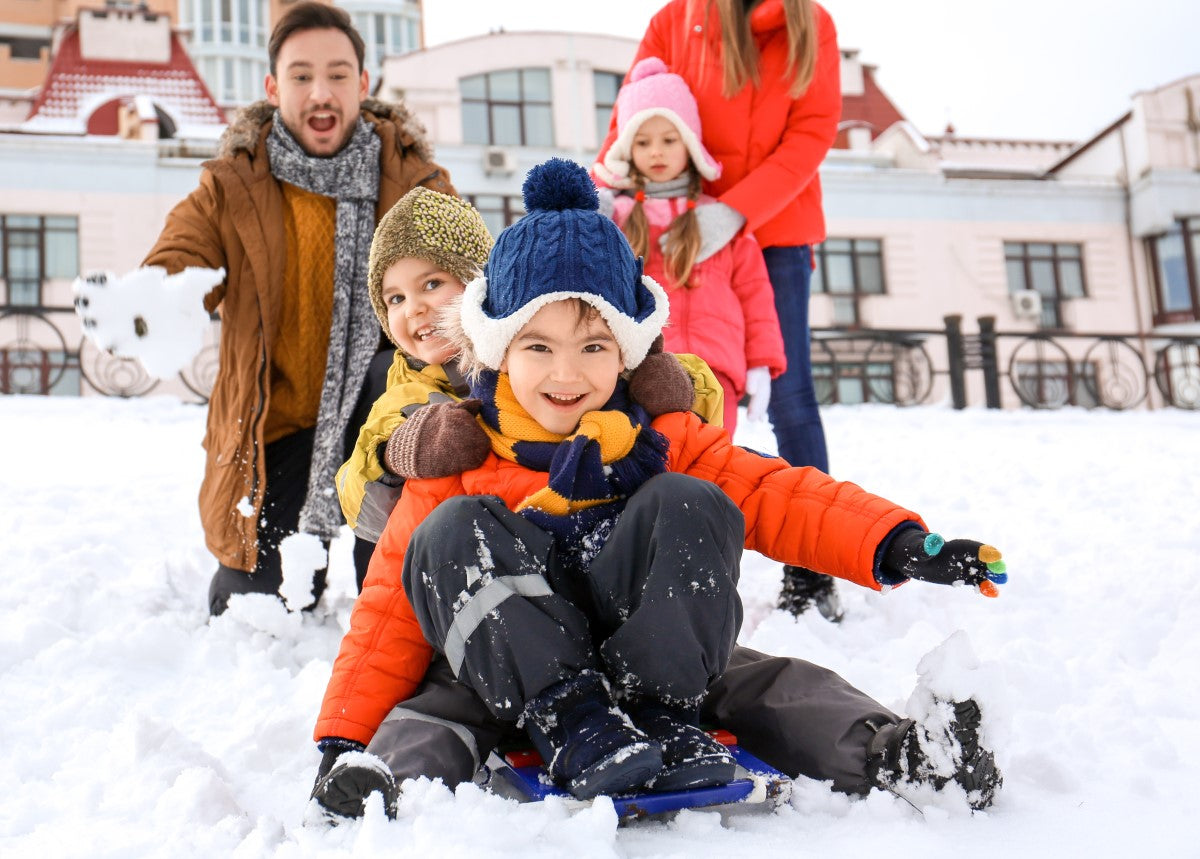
xmin=777 ymin=565 xmax=844 ymax=623
xmin=627 ymin=698 xmax=737 ymax=792
xmin=523 ymin=671 xmax=663 ymax=799
xmin=866 ymin=699 xmax=1002 ymax=811
xmin=310 ymin=751 xmax=399 ymax=820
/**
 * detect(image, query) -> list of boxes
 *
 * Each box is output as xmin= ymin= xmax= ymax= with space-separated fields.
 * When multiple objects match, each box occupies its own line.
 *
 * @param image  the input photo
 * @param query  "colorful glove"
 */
xmin=880 ymin=529 xmax=1008 ymax=597
xmin=383 ymin=399 xmax=492 ymax=479
xmin=628 ymin=335 xmax=695 ymax=418
xmin=744 ymin=366 xmax=772 ymax=421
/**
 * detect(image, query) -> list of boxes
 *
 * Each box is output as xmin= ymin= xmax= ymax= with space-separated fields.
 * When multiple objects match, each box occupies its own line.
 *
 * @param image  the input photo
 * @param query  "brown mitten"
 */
xmin=628 ymin=335 xmax=695 ymax=418
xmin=383 ymin=400 xmax=491 ymax=479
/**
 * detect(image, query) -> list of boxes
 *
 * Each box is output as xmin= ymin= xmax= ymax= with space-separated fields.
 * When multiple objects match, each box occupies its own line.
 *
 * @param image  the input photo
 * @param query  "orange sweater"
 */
xmin=315 ymin=411 xmax=923 ymax=744
xmin=264 ymin=183 xmax=335 ymax=443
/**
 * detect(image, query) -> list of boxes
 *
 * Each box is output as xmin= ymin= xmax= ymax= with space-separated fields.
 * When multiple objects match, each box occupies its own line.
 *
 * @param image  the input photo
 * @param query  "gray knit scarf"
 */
xmin=266 ymin=115 xmax=381 ymax=540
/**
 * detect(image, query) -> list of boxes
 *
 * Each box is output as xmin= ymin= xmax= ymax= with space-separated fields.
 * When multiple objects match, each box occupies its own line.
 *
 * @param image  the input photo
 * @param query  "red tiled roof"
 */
xmin=836 ymin=65 xmax=906 ymax=149
xmin=24 ymin=22 xmax=224 ymax=133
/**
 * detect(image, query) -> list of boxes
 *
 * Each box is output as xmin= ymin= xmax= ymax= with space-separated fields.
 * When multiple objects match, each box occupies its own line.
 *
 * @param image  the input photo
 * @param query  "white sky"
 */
xmin=421 ymin=0 xmax=1199 ymax=142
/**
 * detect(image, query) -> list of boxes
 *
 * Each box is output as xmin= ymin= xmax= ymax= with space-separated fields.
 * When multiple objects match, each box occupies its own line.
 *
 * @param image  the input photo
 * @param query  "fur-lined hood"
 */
xmin=216 ymin=97 xmax=434 ymax=162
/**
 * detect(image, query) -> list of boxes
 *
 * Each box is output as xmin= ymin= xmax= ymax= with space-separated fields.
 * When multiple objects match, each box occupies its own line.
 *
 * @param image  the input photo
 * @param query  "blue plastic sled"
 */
xmin=491 ymin=729 xmax=792 ymax=820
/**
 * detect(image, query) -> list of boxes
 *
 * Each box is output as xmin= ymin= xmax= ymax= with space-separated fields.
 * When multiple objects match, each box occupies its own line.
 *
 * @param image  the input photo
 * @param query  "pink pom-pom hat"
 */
xmin=597 ymin=57 xmax=722 ymax=187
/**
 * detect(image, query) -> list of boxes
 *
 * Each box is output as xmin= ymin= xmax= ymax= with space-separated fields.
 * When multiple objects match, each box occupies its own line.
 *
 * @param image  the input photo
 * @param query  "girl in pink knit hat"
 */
xmin=596 ymin=56 xmax=786 ymax=435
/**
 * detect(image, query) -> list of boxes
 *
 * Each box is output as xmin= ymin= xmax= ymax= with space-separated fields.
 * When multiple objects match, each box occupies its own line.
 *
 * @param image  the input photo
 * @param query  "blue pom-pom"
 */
xmin=522 ymin=158 xmax=599 ymax=213
xmin=922 ymin=532 xmax=945 ymax=556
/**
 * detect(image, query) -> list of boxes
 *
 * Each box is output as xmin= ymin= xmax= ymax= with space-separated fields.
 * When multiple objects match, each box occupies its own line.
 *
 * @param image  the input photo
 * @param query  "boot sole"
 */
xmin=568 ymin=742 xmax=663 ymax=800
xmin=957 ymin=748 xmax=1002 ymax=810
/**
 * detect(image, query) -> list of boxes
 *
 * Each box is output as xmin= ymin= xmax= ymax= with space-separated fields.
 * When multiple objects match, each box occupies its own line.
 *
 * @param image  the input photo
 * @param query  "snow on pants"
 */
xmin=402 ymin=472 xmax=745 ymax=720
xmin=366 ymin=645 xmax=900 ymax=795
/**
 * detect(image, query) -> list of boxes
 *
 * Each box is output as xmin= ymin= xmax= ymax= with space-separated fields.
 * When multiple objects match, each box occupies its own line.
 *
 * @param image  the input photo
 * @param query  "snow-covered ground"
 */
xmin=2 ymin=394 xmax=1197 ymax=857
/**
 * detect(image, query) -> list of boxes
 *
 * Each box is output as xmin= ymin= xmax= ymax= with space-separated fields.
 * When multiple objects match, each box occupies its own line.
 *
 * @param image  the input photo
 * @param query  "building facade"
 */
xmin=1 ymin=19 xmax=1197 ymax=408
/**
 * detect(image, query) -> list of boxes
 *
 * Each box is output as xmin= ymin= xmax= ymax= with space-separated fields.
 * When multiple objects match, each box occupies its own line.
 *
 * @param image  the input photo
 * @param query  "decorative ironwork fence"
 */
xmin=3 ymin=307 xmax=1199 ymax=411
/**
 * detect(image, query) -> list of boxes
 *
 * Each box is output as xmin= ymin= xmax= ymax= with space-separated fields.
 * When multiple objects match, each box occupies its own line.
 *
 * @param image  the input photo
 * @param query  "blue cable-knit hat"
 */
xmin=460 ymin=158 xmax=669 ymax=370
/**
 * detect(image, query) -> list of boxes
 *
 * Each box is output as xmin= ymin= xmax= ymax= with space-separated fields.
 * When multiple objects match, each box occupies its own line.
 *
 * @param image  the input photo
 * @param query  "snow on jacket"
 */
xmin=596 ymin=0 xmax=841 ymax=249
xmin=142 ymin=99 xmax=454 ymax=571
xmin=315 ymin=410 xmax=924 ymax=745
xmin=337 ymin=348 xmax=727 ymax=543
xmin=610 ymin=192 xmax=785 ymax=396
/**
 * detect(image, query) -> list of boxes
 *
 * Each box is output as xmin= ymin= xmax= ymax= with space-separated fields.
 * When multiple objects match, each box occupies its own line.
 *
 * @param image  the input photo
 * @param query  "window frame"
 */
xmin=810 ymin=237 xmax=886 ymax=328
xmin=593 ymin=70 xmax=623 ymax=148
xmin=460 ymin=68 xmax=554 ymax=147
xmin=1 ymin=214 xmax=80 ymax=309
xmin=1003 ymin=240 xmax=1088 ymax=330
xmin=1146 ymin=218 xmax=1200 ymax=326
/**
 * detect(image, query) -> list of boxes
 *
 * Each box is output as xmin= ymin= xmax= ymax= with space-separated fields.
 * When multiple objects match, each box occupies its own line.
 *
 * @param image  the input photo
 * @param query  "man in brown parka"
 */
xmin=142 ymin=2 xmax=455 ymax=615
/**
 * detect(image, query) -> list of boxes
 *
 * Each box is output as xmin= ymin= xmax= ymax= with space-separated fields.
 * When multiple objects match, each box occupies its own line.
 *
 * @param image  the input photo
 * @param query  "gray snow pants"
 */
xmin=402 ymin=473 xmax=745 ymax=719
xmin=366 ymin=647 xmax=900 ymax=796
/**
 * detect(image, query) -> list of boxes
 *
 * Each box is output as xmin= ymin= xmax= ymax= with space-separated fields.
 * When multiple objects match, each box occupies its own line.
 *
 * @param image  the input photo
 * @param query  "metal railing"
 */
xmin=3 ymin=307 xmax=1199 ymax=411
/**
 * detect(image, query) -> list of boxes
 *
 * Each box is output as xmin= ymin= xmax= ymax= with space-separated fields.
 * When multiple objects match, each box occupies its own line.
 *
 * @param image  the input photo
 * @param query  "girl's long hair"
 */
xmin=620 ymin=166 xmax=704 ymax=289
xmin=697 ymin=0 xmax=817 ymax=99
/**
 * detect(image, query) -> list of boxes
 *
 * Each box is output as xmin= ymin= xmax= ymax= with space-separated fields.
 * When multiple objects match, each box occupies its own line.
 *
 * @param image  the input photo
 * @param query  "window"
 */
xmin=2 ymin=215 xmax=79 ymax=308
xmin=465 ymin=194 xmax=525 ymax=238
xmin=1003 ymin=241 xmax=1086 ymax=329
xmin=594 ymin=71 xmax=623 ymax=148
xmin=0 ymin=349 xmax=80 ymax=396
xmin=811 ymin=238 xmax=885 ymax=327
xmin=461 ymin=69 xmax=553 ymax=147
xmin=200 ymin=0 xmax=214 ymax=41
xmin=814 ymin=359 xmax=897 ymax=405
xmin=1013 ymin=360 xmax=1098 ymax=409
xmin=1146 ymin=218 xmax=1200 ymax=325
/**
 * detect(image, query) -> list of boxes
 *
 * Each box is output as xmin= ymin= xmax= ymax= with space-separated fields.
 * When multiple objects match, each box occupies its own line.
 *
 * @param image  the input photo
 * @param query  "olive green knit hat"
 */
xmin=368 ymin=187 xmax=494 ymax=345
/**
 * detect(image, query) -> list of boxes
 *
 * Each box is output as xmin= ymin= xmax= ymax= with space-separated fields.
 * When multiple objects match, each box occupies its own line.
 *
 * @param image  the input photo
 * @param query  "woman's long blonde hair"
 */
xmin=698 ymin=0 xmax=817 ymax=99
xmin=621 ymin=167 xmax=704 ymax=289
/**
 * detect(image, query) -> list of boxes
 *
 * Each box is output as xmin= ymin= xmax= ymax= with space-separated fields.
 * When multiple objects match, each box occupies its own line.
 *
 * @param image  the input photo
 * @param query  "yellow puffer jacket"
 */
xmin=336 ymin=351 xmax=725 ymax=542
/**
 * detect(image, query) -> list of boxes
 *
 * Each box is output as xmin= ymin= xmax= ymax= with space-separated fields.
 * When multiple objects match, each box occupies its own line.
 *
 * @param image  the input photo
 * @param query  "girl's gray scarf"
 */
xmin=266 ymin=115 xmax=381 ymax=540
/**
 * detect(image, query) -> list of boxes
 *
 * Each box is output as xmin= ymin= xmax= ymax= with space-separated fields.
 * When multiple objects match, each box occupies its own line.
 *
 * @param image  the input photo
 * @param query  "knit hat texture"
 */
xmin=460 ymin=158 xmax=669 ymax=371
xmin=368 ymin=187 xmax=493 ymax=345
xmin=601 ymin=57 xmax=721 ymax=185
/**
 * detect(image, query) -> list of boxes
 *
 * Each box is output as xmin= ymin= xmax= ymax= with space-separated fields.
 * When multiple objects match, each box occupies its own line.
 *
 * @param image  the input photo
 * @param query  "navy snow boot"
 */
xmin=523 ymin=671 xmax=663 ymax=800
xmin=777 ymin=565 xmax=844 ymax=623
xmin=311 ymin=751 xmax=399 ymax=820
xmin=866 ymin=699 xmax=1002 ymax=810
xmin=628 ymin=698 xmax=737 ymax=792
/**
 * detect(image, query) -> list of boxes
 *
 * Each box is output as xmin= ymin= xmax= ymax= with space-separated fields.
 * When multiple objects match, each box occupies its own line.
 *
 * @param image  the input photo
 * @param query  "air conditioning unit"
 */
xmin=483 ymin=147 xmax=516 ymax=176
xmin=1010 ymin=289 xmax=1043 ymax=319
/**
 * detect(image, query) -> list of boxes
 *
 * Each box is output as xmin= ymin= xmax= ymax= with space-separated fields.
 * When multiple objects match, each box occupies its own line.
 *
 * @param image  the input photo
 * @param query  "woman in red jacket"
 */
xmin=596 ymin=0 xmax=845 ymax=620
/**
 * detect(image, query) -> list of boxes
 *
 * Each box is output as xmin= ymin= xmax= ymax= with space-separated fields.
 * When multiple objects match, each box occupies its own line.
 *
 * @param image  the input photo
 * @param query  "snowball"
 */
xmin=73 ymin=266 xmax=225 ymax=378
xmin=277 ymin=532 xmax=328 ymax=611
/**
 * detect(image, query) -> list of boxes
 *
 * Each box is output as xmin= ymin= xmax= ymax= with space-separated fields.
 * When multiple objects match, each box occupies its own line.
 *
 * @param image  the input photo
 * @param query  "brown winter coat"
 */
xmin=143 ymin=99 xmax=455 ymax=570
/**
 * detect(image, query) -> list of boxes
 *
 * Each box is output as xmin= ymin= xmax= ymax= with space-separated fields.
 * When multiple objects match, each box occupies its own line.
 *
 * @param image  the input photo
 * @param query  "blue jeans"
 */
xmin=763 ymin=245 xmax=829 ymax=473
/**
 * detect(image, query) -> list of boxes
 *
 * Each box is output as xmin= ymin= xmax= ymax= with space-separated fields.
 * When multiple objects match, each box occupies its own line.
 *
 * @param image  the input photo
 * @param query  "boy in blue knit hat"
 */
xmin=312 ymin=159 xmax=1008 ymax=815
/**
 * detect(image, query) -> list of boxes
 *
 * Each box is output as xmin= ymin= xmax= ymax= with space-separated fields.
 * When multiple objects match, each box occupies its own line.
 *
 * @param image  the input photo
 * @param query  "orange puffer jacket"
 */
xmin=596 ymin=0 xmax=841 ymax=249
xmin=314 ymin=410 xmax=923 ymax=745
